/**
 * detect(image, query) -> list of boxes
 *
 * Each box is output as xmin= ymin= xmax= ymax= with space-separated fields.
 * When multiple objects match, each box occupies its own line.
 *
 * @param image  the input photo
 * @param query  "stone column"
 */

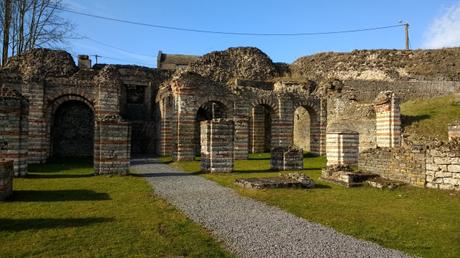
xmin=0 ymin=87 xmax=29 ymax=176
xmin=159 ymin=96 xmax=173 ymax=156
xmin=326 ymin=130 xmax=359 ymax=166
xmin=374 ymin=91 xmax=401 ymax=148
xmin=94 ymin=116 xmax=131 ymax=175
xmin=172 ymin=94 xmax=196 ymax=161
xmin=234 ymin=117 xmax=249 ymax=160
xmin=200 ymin=119 xmax=234 ymax=173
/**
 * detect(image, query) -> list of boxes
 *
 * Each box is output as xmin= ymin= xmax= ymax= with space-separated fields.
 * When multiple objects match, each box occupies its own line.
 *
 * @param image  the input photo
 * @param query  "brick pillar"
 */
xmin=0 ymin=87 xmax=29 ymax=176
xmin=200 ymin=119 xmax=234 ymax=173
xmin=448 ymin=121 xmax=460 ymax=141
xmin=94 ymin=117 xmax=131 ymax=175
xmin=275 ymin=97 xmax=294 ymax=148
xmin=0 ymin=161 xmax=13 ymax=201
xmin=249 ymin=105 xmax=266 ymax=153
xmin=160 ymin=96 xmax=173 ymax=156
xmin=374 ymin=91 xmax=401 ymax=148
xmin=319 ymin=99 xmax=328 ymax=155
xmin=234 ymin=117 xmax=249 ymax=160
xmin=326 ymin=130 xmax=359 ymax=166
xmin=172 ymin=94 xmax=196 ymax=161
xmin=26 ymin=82 xmax=47 ymax=164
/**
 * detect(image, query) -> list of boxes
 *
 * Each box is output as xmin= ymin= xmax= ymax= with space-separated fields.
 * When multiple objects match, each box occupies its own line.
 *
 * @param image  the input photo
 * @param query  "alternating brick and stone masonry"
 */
xmin=200 ymin=119 xmax=234 ymax=173
xmin=270 ymin=146 xmax=303 ymax=171
xmin=326 ymin=130 xmax=359 ymax=166
xmin=374 ymin=91 xmax=401 ymax=148
xmin=0 ymin=160 xmax=14 ymax=200
xmin=0 ymin=86 xmax=28 ymax=176
xmin=94 ymin=116 xmax=131 ymax=175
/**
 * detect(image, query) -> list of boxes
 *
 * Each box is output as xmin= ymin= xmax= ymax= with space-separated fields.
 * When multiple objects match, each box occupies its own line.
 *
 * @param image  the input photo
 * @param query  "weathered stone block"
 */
xmin=326 ymin=130 xmax=359 ymax=166
xmin=270 ymin=146 xmax=303 ymax=171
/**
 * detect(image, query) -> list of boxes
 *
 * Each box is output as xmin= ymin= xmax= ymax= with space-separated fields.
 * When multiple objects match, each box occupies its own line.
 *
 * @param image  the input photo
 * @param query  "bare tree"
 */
xmin=1 ymin=0 xmax=74 ymax=66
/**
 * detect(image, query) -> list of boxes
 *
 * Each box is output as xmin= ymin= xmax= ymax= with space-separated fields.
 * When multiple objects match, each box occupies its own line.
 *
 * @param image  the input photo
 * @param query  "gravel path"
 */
xmin=131 ymin=158 xmax=411 ymax=258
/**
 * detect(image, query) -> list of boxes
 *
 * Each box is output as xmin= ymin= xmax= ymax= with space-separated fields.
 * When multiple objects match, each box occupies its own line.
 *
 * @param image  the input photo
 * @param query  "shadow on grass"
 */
xmin=232 ymin=169 xmax=275 ymax=174
xmin=0 ymin=217 xmax=114 ymax=232
xmin=131 ymin=171 xmax=205 ymax=177
xmin=28 ymin=158 xmax=93 ymax=173
xmin=401 ymin=114 xmax=431 ymax=128
xmin=26 ymin=173 xmax=94 ymax=179
xmin=11 ymin=190 xmax=111 ymax=202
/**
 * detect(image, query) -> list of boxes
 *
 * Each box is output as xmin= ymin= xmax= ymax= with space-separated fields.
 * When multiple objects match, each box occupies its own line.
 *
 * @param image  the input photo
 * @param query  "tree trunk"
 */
xmin=2 ymin=0 xmax=12 ymax=66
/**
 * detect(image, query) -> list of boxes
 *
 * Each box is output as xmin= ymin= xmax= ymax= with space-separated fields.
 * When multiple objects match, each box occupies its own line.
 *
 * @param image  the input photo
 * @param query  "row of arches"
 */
xmin=192 ymin=101 xmax=321 ymax=156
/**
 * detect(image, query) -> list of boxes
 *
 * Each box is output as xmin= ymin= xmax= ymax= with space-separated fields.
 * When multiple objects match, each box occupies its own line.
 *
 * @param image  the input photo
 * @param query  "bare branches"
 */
xmin=1 ymin=0 xmax=74 ymax=65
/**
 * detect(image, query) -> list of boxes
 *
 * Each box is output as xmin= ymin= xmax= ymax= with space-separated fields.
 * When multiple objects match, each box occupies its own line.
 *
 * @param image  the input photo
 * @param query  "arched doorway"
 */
xmin=194 ymin=101 xmax=227 ymax=156
xmin=293 ymin=106 xmax=320 ymax=154
xmin=249 ymin=104 xmax=273 ymax=153
xmin=52 ymin=100 xmax=94 ymax=158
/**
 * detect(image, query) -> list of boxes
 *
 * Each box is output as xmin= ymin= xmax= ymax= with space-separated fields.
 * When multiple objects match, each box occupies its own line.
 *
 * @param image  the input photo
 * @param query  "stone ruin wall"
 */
xmin=0 ymin=86 xmax=28 ymax=176
xmin=1 ymin=46 xmax=460 ymax=177
xmin=359 ymin=142 xmax=460 ymax=191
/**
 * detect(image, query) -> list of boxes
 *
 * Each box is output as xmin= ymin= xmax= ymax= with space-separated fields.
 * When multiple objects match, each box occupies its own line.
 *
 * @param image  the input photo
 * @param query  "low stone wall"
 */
xmin=271 ymin=146 xmax=303 ymax=170
xmin=359 ymin=143 xmax=460 ymax=190
xmin=0 ymin=160 xmax=14 ymax=200
xmin=359 ymin=146 xmax=426 ymax=187
xmin=94 ymin=117 xmax=131 ymax=175
xmin=200 ymin=119 xmax=234 ymax=173
xmin=425 ymin=145 xmax=460 ymax=190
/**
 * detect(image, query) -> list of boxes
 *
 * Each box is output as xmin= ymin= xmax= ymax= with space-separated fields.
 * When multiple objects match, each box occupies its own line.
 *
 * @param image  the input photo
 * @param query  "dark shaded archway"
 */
xmin=249 ymin=104 xmax=273 ymax=153
xmin=194 ymin=101 xmax=227 ymax=156
xmin=52 ymin=100 xmax=94 ymax=158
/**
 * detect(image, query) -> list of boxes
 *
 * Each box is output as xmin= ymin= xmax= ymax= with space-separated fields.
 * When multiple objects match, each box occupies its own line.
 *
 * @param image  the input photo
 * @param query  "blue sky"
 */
xmin=62 ymin=0 xmax=460 ymax=67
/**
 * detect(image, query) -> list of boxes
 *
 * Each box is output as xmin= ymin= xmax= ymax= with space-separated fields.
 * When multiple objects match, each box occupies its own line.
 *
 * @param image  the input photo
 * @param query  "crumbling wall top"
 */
xmin=5 ymin=48 xmax=77 ymax=81
xmin=187 ymin=47 xmax=279 ymax=84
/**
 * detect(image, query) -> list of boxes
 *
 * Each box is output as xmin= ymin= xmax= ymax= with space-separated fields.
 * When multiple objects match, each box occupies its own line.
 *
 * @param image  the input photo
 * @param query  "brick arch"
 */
xmin=293 ymin=100 xmax=322 ymax=154
xmin=47 ymin=94 xmax=95 ymax=118
xmin=195 ymin=96 xmax=234 ymax=118
xmin=248 ymin=98 xmax=279 ymax=153
xmin=250 ymin=98 xmax=279 ymax=114
xmin=48 ymin=95 xmax=95 ymax=158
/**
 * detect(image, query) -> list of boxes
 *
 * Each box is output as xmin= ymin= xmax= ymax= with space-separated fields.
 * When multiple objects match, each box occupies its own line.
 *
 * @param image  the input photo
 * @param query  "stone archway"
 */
xmin=293 ymin=105 xmax=321 ymax=154
xmin=52 ymin=100 xmax=95 ymax=158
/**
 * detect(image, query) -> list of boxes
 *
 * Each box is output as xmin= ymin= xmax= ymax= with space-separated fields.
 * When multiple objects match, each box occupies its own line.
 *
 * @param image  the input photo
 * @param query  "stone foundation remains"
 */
xmin=200 ymin=119 xmax=234 ymax=173
xmin=0 ymin=160 xmax=14 ymax=200
xmin=270 ymin=146 xmax=303 ymax=171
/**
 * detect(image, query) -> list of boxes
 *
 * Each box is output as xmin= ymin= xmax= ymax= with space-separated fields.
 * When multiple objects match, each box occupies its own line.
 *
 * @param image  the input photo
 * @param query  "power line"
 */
xmin=57 ymin=7 xmax=405 ymax=37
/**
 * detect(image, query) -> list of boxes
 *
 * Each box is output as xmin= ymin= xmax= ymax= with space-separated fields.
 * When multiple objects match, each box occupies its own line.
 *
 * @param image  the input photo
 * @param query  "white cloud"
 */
xmin=423 ymin=2 xmax=460 ymax=49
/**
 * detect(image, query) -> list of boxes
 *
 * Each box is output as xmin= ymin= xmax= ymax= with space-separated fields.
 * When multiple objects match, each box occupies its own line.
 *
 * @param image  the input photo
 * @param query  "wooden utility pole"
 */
xmin=404 ymin=22 xmax=410 ymax=50
xmin=2 ymin=0 xmax=13 ymax=66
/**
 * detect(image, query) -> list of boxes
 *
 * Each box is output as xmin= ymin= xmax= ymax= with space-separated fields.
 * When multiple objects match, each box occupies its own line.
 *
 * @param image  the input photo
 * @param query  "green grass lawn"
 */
xmin=0 ymin=159 xmax=232 ymax=258
xmin=171 ymin=153 xmax=460 ymax=258
xmin=401 ymin=95 xmax=460 ymax=140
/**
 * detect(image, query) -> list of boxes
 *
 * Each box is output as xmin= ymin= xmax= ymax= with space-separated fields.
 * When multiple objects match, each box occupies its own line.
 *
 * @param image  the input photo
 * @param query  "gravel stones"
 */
xmin=132 ymin=158 xmax=410 ymax=258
